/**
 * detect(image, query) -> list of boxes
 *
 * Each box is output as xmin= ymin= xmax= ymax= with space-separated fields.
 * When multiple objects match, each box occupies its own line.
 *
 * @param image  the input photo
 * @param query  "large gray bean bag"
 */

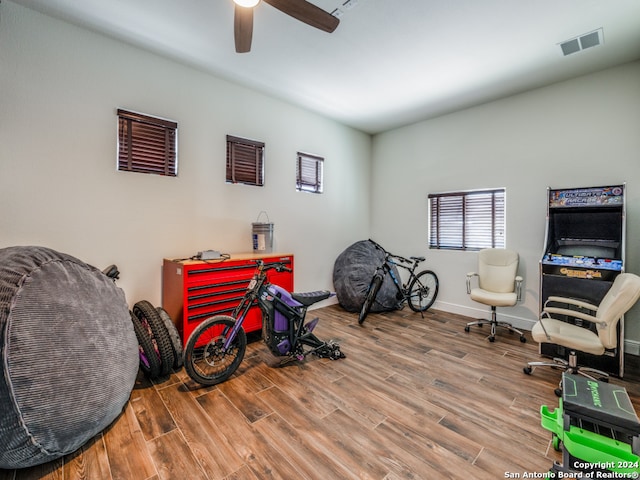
xmin=333 ymin=240 xmax=402 ymax=313
xmin=0 ymin=246 xmax=139 ymax=469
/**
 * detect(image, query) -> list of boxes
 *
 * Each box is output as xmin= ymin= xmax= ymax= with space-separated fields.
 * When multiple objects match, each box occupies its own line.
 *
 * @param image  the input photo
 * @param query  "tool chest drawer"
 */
xmin=162 ymin=253 xmax=294 ymax=346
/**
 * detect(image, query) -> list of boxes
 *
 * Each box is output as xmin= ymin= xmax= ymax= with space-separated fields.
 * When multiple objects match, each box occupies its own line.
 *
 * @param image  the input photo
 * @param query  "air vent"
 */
xmin=560 ymin=28 xmax=603 ymax=56
xmin=561 ymin=39 xmax=581 ymax=56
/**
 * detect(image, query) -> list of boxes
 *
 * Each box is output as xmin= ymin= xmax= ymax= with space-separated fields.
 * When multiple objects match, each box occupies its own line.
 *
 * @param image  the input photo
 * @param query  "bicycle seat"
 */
xmin=410 ymin=256 xmax=425 ymax=262
xmin=291 ymin=290 xmax=333 ymax=307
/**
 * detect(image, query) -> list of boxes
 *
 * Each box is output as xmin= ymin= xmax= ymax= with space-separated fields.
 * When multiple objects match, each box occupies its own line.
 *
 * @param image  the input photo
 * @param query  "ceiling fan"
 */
xmin=233 ymin=0 xmax=340 ymax=53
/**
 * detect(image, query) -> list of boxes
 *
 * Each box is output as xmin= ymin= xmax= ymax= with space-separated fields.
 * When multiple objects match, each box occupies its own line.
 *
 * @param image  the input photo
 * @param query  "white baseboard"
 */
xmin=432 ymin=300 xmax=640 ymax=357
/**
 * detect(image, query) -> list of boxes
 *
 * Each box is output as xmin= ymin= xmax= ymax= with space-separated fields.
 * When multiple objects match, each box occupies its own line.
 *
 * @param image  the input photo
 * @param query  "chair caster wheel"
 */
xmin=523 ymin=366 xmax=532 ymax=375
xmin=520 ymin=335 xmax=526 ymax=343
xmin=488 ymin=336 xmax=495 ymax=342
xmin=464 ymin=326 xmax=470 ymax=333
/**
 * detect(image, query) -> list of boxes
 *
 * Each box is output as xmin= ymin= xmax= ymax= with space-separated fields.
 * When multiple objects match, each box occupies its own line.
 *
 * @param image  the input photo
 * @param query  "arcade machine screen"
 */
xmin=542 ymin=208 xmax=623 ymax=278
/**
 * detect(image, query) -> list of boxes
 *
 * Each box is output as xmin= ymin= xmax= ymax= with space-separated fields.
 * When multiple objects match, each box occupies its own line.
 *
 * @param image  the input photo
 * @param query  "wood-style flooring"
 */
xmin=2 ymin=305 xmax=640 ymax=479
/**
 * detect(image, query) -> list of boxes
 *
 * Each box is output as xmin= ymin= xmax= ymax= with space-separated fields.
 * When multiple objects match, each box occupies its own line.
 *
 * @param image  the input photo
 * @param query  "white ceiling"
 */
xmin=10 ymin=0 xmax=640 ymax=134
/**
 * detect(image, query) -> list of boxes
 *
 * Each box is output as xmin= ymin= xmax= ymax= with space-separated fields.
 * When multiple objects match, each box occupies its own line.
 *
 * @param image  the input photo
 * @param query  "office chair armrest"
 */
xmin=515 ymin=276 xmax=523 ymax=302
xmin=542 ymin=306 xmax=600 ymax=326
xmin=544 ymin=296 xmax=598 ymax=312
xmin=466 ymin=272 xmax=478 ymax=294
xmin=538 ymin=311 xmax=552 ymax=341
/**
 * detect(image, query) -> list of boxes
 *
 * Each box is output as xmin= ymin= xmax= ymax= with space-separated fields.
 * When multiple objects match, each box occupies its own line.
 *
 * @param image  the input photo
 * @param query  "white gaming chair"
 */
xmin=464 ymin=248 xmax=526 ymax=343
xmin=524 ymin=272 xmax=640 ymax=387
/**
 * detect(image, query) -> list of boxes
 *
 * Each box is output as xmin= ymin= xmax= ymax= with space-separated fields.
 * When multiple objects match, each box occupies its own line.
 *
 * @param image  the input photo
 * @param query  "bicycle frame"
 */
xmin=261 ymin=283 xmax=328 ymax=357
xmin=384 ymin=254 xmax=423 ymax=302
xmin=358 ymin=239 xmax=439 ymax=324
xmin=222 ymin=263 xmax=269 ymax=351
xmin=223 ymin=261 xmax=338 ymax=357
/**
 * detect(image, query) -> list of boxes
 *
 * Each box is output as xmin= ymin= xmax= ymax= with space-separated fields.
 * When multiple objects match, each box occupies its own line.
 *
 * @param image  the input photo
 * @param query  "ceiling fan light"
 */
xmin=234 ymin=0 xmax=260 ymax=7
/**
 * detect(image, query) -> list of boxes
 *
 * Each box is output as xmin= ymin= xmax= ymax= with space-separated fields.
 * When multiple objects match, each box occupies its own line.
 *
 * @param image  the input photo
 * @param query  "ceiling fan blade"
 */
xmin=263 ymin=0 xmax=339 ymax=33
xmin=234 ymin=4 xmax=254 ymax=53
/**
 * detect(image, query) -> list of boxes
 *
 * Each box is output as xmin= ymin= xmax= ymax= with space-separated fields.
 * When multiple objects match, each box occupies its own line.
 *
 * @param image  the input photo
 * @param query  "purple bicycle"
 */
xmin=184 ymin=260 xmax=345 ymax=386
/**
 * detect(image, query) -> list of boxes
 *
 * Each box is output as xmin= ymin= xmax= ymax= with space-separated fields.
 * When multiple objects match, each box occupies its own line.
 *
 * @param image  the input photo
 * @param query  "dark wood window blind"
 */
xmin=117 ymin=109 xmax=177 ymax=176
xmin=226 ymin=135 xmax=265 ymax=186
xmin=296 ymin=152 xmax=324 ymax=193
xmin=428 ymin=189 xmax=505 ymax=250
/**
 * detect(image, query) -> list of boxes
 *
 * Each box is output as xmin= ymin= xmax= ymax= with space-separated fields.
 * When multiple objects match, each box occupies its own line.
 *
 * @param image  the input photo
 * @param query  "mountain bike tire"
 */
xmin=358 ymin=274 xmax=383 ymax=325
xmin=407 ymin=270 xmax=439 ymax=312
xmin=130 ymin=311 xmax=162 ymax=379
xmin=156 ymin=306 xmax=184 ymax=370
xmin=184 ymin=316 xmax=247 ymax=386
xmin=133 ymin=300 xmax=174 ymax=377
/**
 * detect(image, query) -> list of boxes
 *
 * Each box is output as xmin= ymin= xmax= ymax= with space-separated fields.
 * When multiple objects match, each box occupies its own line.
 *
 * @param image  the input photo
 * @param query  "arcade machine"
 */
xmin=540 ymin=184 xmax=626 ymax=377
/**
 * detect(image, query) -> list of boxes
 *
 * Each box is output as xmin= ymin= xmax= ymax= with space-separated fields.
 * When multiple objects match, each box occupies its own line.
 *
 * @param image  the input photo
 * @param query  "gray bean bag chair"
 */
xmin=0 ymin=246 xmax=139 ymax=469
xmin=333 ymin=240 xmax=402 ymax=313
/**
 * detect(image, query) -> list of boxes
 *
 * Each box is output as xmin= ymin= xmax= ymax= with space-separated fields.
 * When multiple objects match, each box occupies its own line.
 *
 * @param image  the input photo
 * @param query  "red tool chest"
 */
xmin=162 ymin=253 xmax=294 ymax=346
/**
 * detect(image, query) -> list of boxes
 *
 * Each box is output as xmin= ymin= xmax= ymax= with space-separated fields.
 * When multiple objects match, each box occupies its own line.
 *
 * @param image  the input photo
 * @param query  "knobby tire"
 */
xmin=130 ymin=311 xmax=162 ymax=379
xmin=133 ymin=300 xmax=175 ymax=377
xmin=156 ymin=306 xmax=184 ymax=370
xmin=184 ymin=316 xmax=247 ymax=386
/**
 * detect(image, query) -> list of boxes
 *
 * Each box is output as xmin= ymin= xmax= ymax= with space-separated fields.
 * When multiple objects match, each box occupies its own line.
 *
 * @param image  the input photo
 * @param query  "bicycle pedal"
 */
xmin=305 ymin=317 xmax=319 ymax=332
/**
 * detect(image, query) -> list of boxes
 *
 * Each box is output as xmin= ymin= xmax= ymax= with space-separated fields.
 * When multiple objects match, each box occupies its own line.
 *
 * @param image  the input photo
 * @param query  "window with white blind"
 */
xmin=117 ymin=109 xmax=177 ymax=176
xmin=296 ymin=152 xmax=323 ymax=193
xmin=428 ymin=189 xmax=505 ymax=250
xmin=226 ymin=135 xmax=265 ymax=186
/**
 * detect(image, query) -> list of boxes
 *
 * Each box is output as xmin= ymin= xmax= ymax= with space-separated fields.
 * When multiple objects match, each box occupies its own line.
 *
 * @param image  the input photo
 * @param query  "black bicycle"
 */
xmin=358 ymin=239 xmax=439 ymax=324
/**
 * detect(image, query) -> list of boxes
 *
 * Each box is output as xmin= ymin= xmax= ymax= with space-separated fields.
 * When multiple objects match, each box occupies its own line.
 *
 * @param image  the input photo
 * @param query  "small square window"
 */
xmin=296 ymin=152 xmax=323 ymax=194
xmin=117 ymin=109 xmax=177 ymax=176
xmin=226 ymin=135 xmax=265 ymax=186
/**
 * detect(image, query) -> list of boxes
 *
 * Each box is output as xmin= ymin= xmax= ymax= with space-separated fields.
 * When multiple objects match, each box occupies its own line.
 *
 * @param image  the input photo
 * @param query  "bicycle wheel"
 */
xmin=156 ymin=307 xmax=184 ymax=370
xmin=407 ymin=270 xmax=439 ymax=312
xmin=129 ymin=311 xmax=162 ymax=379
xmin=133 ymin=300 xmax=174 ymax=377
xmin=358 ymin=275 xmax=383 ymax=324
xmin=184 ymin=316 xmax=246 ymax=386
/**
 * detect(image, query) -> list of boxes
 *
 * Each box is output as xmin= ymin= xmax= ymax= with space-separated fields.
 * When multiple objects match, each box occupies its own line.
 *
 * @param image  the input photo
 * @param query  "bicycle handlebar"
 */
xmin=255 ymin=260 xmax=292 ymax=273
xmin=367 ymin=239 xmax=418 ymax=266
xmin=367 ymin=238 xmax=385 ymax=252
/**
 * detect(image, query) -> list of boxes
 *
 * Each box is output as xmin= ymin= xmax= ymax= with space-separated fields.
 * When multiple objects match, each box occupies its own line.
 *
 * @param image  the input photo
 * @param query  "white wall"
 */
xmin=371 ymin=61 xmax=640 ymax=349
xmin=0 ymin=2 xmax=371 ymax=306
xmin=3 ymin=2 xmax=640 ymax=349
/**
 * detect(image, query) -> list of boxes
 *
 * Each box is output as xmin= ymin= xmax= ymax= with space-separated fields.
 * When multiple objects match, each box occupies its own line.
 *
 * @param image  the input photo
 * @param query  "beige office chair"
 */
xmin=464 ymin=248 xmax=526 ymax=343
xmin=524 ymin=272 xmax=640 ymax=387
